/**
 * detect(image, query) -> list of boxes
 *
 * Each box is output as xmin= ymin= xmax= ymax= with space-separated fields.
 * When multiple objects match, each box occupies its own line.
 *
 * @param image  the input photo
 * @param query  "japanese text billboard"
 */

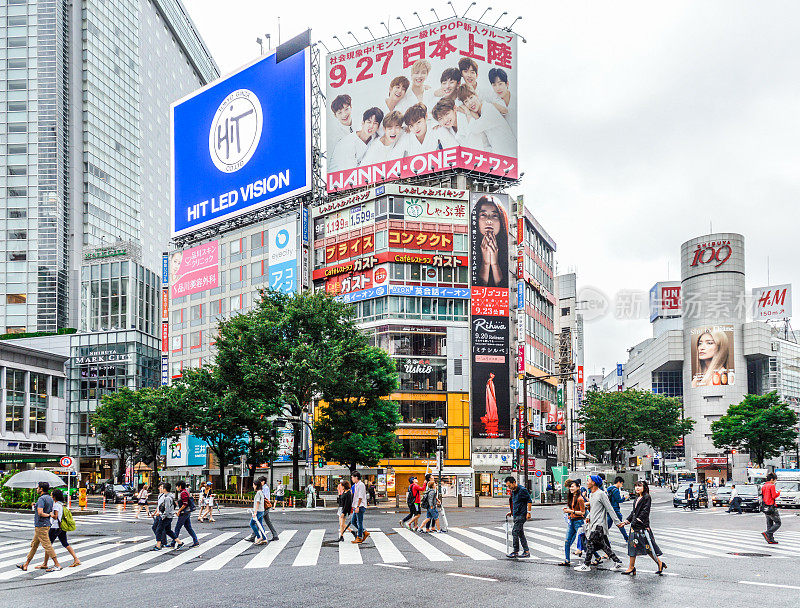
xmin=471 ymin=192 xmax=511 ymax=438
xmin=326 ymin=17 xmax=518 ymax=192
xmin=170 ymin=240 xmax=219 ymax=299
xmin=689 ymin=324 xmax=735 ymax=388
xmin=172 ymin=48 xmax=311 ymax=237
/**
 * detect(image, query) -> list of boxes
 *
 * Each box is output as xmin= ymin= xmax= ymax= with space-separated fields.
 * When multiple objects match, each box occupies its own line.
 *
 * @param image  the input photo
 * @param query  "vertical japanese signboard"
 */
xmin=268 ymin=218 xmax=298 ymax=293
xmin=326 ymin=17 xmax=518 ymax=192
xmin=471 ymin=192 xmax=511 ymax=438
xmin=161 ymin=252 xmax=169 ymax=385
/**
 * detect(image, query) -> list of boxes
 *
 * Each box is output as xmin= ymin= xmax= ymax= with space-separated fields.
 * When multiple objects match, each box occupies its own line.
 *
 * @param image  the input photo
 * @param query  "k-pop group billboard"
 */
xmin=326 ymin=17 xmax=518 ymax=192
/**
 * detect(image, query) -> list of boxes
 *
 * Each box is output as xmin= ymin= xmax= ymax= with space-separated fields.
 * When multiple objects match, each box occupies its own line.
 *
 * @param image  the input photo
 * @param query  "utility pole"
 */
xmin=522 ymin=379 xmax=529 ymax=491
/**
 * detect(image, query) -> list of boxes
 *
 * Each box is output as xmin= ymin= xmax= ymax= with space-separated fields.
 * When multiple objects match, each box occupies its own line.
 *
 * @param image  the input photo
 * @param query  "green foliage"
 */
xmin=94 ymin=386 xmax=186 ymax=484
xmin=0 ymin=327 xmax=76 ymax=341
xmin=315 ymin=346 xmax=401 ymax=472
xmin=216 ymin=290 xmax=377 ymax=489
xmin=173 ymin=367 xmax=247 ymax=490
xmin=0 ymin=470 xmax=36 ymax=507
xmin=711 ymin=392 xmax=799 ymax=466
xmin=577 ymin=389 xmax=694 ymax=466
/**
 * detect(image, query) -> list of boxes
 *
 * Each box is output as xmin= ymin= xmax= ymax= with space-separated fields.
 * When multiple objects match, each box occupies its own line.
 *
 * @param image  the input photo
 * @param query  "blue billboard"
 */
xmin=171 ymin=48 xmax=312 ymax=238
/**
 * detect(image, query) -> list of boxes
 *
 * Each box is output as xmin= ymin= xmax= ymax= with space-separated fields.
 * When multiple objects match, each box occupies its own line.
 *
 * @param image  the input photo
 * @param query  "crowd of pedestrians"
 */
xmin=398 ymin=473 xmax=447 ymax=534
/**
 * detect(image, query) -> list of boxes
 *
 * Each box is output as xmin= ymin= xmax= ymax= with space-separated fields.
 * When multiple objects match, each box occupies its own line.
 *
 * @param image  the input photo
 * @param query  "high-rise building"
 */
xmin=1 ymin=0 xmax=217 ymax=479
xmin=0 ymin=0 xmax=217 ymax=336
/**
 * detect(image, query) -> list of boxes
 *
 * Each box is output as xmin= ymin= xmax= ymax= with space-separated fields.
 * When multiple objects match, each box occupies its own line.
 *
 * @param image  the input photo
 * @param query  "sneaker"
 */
xmin=351 ymin=537 xmax=363 ymax=544
xmin=612 ymin=561 xmax=624 ymax=571
xmin=557 ymin=561 xmax=571 ymax=567
xmin=574 ymin=564 xmax=591 ymax=572
xmin=150 ymin=546 xmax=161 ymax=551
xmin=506 ymin=552 xmax=519 ymax=559
xmin=191 ymin=542 xmax=200 ymax=547
xmin=520 ymin=551 xmax=531 ymax=558
xmin=46 ymin=566 xmax=62 ymax=573
xmin=245 ymin=535 xmax=255 ymax=543
xmin=362 ymin=531 xmax=370 ymax=540
xmin=762 ymin=532 xmax=771 ymax=544
xmin=768 ymin=537 xmax=779 ymax=545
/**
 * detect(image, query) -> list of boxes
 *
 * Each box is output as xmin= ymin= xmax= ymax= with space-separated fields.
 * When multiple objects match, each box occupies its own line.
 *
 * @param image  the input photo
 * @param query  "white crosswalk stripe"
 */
xmin=244 ymin=530 xmax=297 ymax=569
xmin=0 ymin=520 xmax=798 ymax=581
xmin=143 ymin=533 xmax=233 ymax=573
xmin=393 ymin=528 xmax=451 ymax=561
xmin=339 ymin=532 xmax=362 ymax=564
xmin=292 ymin=529 xmax=325 ymax=566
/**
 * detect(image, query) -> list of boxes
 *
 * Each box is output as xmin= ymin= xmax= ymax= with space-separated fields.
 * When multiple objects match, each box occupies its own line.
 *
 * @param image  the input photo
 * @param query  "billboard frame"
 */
xmin=171 ymin=42 xmax=319 ymax=245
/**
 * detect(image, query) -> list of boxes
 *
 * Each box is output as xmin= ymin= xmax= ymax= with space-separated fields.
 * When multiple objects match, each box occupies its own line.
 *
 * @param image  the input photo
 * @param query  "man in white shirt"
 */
xmin=360 ymin=111 xmax=405 ymax=166
xmin=351 ymin=471 xmax=369 ymax=543
xmin=488 ymin=67 xmax=516 ymax=135
xmin=431 ymin=98 xmax=464 ymax=149
xmin=457 ymin=84 xmax=517 ymax=158
xmin=329 ymin=107 xmax=383 ymax=172
xmin=458 ymin=57 xmax=506 ymax=111
xmin=401 ymin=103 xmax=439 ymax=156
xmin=329 ymin=94 xmax=355 ymax=150
xmin=378 ymin=76 xmax=410 ymax=135
xmin=727 ymin=484 xmax=742 ymax=514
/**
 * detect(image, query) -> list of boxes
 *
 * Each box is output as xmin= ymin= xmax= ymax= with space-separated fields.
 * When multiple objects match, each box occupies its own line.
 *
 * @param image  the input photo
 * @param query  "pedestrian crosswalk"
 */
xmin=2 ymin=524 xmax=799 ymax=582
xmin=0 ymin=510 xmax=149 ymax=533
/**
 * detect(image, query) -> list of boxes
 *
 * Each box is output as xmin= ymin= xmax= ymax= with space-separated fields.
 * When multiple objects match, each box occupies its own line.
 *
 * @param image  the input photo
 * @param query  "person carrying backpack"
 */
xmin=400 ymin=476 xmax=423 ymax=529
xmin=172 ymin=480 xmax=199 ymax=548
xmin=37 ymin=488 xmax=80 ymax=569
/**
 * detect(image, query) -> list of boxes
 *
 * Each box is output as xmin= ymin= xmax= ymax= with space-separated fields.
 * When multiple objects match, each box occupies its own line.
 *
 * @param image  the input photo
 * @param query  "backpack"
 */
xmin=60 ymin=506 xmax=76 ymax=532
xmin=406 ymin=485 xmax=416 ymax=507
xmin=421 ymin=490 xmax=430 ymax=509
xmin=187 ymin=494 xmax=196 ymax=512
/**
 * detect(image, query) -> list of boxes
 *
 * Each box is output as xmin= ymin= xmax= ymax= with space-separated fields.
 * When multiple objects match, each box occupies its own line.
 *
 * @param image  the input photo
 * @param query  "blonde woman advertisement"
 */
xmin=690 ymin=325 xmax=735 ymax=388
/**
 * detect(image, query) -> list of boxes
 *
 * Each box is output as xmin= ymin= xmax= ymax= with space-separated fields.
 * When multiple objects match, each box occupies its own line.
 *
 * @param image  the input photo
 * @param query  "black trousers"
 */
xmin=584 ymin=529 xmax=620 ymax=566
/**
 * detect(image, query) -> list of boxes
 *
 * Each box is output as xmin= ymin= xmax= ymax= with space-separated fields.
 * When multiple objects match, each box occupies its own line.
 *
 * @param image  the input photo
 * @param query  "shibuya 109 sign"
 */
xmin=326 ymin=17 xmax=518 ymax=192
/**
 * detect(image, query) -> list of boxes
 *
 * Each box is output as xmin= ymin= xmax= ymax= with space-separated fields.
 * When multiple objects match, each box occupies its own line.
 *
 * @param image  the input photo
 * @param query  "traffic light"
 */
xmin=546 ymin=422 xmax=565 ymax=433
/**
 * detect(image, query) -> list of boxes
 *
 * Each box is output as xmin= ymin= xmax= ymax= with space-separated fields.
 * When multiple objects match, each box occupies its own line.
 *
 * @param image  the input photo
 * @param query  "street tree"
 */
xmin=577 ymin=389 xmax=694 ymax=467
xmin=215 ymin=289 xmax=372 ymax=490
xmin=315 ymin=345 xmax=401 ymax=472
xmin=711 ymin=392 xmax=799 ymax=466
xmin=174 ymin=367 xmax=247 ymax=490
xmin=93 ymin=388 xmax=138 ymax=483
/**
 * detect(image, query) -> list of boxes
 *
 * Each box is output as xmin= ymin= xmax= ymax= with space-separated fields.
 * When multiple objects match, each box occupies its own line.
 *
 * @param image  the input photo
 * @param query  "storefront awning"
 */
xmin=430 ymin=467 xmax=474 ymax=476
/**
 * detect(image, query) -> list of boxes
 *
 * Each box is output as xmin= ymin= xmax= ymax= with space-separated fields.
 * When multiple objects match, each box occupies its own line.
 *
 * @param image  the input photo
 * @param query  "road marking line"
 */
xmin=447 ymin=572 xmax=497 ymax=582
xmin=477 ymin=527 xmax=562 ymax=558
xmin=547 ymin=587 xmax=613 ymax=599
xmin=370 ymin=531 xmax=407 ymax=563
xmin=244 ymin=529 xmax=297 ymax=568
xmin=393 ymin=528 xmax=451 ymax=561
xmin=0 ymin=537 xmax=111 ymax=571
xmin=36 ymin=535 xmax=151 ymax=579
xmin=376 ymin=563 xmax=411 ymax=570
xmin=431 ymin=533 xmax=496 ymax=561
xmin=142 ymin=532 xmax=228 ymax=573
xmin=450 ymin=528 xmax=509 ymax=553
xmin=92 ymin=533 xmax=212 ymax=576
xmin=738 ymin=581 xmax=800 ymax=590
xmin=661 ymin=529 xmax=796 ymax=557
xmin=339 ymin=532 xmax=362 ymax=565
xmin=292 ymin=529 xmax=325 ymax=567
xmin=195 ymin=538 xmax=252 ymax=571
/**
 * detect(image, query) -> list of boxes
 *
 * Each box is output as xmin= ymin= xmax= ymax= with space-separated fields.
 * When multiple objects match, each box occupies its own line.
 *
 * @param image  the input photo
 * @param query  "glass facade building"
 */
xmin=0 ymin=0 xmax=217 ymax=335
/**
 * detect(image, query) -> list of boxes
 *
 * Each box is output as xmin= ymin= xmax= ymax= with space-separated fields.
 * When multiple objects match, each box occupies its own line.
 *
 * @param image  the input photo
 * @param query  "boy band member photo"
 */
xmin=379 ymin=76 xmax=411 ymax=132
xmin=434 ymin=67 xmax=463 ymax=103
xmin=457 ymin=84 xmax=517 ymax=158
xmin=488 ymin=68 xmax=516 ymax=133
xmin=406 ymin=59 xmax=435 ymax=108
xmin=329 ymin=107 xmax=383 ymax=172
xmin=329 ymin=94 xmax=354 ymax=149
xmin=458 ymin=57 xmax=506 ymax=115
xmin=431 ymin=98 xmax=462 ymax=149
xmin=401 ymin=103 xmax=438 ymax=156
xmin=360 ymin=111 xmax=405 ymax=166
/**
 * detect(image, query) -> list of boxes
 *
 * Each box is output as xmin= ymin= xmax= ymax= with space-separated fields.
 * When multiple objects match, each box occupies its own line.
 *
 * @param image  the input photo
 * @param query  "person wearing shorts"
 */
xmin=136 ymin=483 xmax=151 ymax=518
xmin=38 ymin=488 xmax=80 ymax=569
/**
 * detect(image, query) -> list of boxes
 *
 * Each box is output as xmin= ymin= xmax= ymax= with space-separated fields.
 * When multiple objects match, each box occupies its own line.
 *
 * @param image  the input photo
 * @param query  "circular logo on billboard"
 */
xmin=208 ymin=89 xmax=263 ymax=173
xmin=275 ymin=229 xmax=290 ymax=249
xmin=374 ymin=267 xmax=387 ymax=285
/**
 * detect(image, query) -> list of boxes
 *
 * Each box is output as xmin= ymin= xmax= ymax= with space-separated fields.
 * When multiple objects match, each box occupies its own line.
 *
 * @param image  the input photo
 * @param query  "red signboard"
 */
xmin=388 ymin=229 xmax=454 ymax=251
xmin=314 ymin=251 xmax=468 ymax=280
xmin=695 ymin=457 xmax=727 ymax=467
xmin=661 ymin=286 xmax=681 ymax=310
xmin=325 ymin=234 xmax=375 ymax=264
xmin=577 ymin=365 xmax=584 ymax=385
xmin=689 ymin=240 xmax=732 ymax=269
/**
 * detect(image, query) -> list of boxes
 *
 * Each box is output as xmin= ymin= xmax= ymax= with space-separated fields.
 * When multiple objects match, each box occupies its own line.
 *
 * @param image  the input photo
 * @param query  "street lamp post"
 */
xmin=435 ymin=417 xmax=446 ymax=498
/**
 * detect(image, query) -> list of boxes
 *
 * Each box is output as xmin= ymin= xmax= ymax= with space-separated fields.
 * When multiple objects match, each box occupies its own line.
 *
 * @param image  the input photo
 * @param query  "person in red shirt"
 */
xmin=173 ymin=480 xmax=199 ymax=548
xmin=400 ymin=476 xmax=424 ymax=530
xmin=761 ymin=473 xmax=781 ymax=544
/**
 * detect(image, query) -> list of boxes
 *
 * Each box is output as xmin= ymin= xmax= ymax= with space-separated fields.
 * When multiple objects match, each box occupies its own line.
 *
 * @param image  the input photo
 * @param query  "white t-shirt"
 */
xmin=466 ymin=101 xmax=516 ymax=157
xmin=276 ymin=484 xmax=285 ymax=497
xmin=263 ymin=486 xmax=271 ymax=502
xmin=405 ymin=86 xmax=437 ymax=112
xmin=52 ymin=501 xmax=64 ymax=528
xmin=329 ymin=117 xmax=354 ymax=150
xmin=352 ymin=481 xmax=368 ymax=509
xmin=360 ymin=136 xmax=404 ymax=166
xmin=400 ymin=128 xmax=439 ymax=156
xmin=490 ymin=92 xmax=516 ymax=135
xmin=330 ymin=131 xmax=373 ymax=172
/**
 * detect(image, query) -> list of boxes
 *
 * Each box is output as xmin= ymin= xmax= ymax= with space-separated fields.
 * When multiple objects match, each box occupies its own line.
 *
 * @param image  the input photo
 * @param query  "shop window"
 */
xmin=6 ymin=294 xmax=26 ymax=304
xmin=396 ymin=357 xmax=447 ymax=391
xmin=399 ymin=438 xmax=445 ymax=460
xmin=398 ymin=398 xmax=446 ymax=424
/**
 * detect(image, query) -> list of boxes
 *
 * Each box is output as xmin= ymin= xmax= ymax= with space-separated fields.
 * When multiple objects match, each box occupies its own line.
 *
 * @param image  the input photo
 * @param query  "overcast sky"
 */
xmin=185 ymin=0 xmax=800 ymax=375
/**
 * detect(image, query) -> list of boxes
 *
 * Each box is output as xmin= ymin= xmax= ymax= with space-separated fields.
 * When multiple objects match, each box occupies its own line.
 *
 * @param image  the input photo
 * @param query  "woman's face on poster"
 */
xmin=697 ymin=333 xmax=718 ymax=362
xmin=477 ymin=202 xmax=501 ymax=236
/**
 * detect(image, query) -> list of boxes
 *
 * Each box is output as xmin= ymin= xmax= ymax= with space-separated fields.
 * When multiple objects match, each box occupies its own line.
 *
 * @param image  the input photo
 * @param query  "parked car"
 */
xmin=775 ymin=481 xmax=800 ymax=508
xmin=735 ymin=484 xmax=762 ymax=512
xmin=712 ymin=486 xmax=732 ymax=507
xmin=104 ymin=483 xmax=135 ymax=504
xmin=673 ymin=483 xmax=708 ymax=508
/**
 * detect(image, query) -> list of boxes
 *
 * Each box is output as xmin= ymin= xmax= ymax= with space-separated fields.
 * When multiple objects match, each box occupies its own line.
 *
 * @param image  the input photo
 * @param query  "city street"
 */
xmin=1 ymin=488 xmax=798 ymax=607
